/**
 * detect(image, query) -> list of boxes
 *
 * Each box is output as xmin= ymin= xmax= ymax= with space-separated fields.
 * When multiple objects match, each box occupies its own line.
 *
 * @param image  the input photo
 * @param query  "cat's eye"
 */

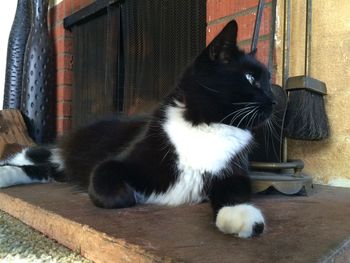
xmin=245 ymin=73 xmax=255 ymax=85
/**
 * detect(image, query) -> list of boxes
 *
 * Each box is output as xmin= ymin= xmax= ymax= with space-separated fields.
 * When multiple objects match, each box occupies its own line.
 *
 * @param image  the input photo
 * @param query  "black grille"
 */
xmin=121 ymin=0 xmax=206 ymax=115
xmin=69 ymin=0 xmax=206 ymax=129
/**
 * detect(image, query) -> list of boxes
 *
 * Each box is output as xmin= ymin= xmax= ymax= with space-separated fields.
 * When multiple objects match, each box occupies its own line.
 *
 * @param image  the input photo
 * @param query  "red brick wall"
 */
xmin=49 ymin=0 xmax=94 ymax=137
xmin=207 ymin=0 xmax=273 ymax=65
xmin=49 ymin=0 xmax=274 ymax=136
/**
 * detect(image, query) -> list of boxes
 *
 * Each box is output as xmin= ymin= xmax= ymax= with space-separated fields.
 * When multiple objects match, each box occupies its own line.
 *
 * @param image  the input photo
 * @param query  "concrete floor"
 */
xmin=0 ymin=184 xmax=349 ymax=263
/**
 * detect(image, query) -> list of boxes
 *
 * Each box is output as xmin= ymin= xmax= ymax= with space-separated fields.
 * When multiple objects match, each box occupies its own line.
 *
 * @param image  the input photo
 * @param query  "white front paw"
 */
xmin=215 ymin=204 xmax=265 ymax=238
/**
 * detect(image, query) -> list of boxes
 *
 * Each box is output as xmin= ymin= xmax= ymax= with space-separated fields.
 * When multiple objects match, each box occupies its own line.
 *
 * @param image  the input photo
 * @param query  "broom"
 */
xmin=284 ymin=0 xmax=329 ymax=140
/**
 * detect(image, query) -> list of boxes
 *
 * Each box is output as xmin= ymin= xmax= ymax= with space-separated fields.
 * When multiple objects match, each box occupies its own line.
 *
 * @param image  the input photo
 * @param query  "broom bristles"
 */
xmin=284 ymin=89 xmax=329 ymax=140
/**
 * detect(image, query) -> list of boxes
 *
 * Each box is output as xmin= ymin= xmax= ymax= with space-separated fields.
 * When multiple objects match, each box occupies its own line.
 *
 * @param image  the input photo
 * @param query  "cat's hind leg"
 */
xmin=209 ymin=175 xmax=265 ymax=238
xmin=88 ymin=160 xmax=136 ymax=209
xmin=0 ymin=147 xmax=64 ymax=188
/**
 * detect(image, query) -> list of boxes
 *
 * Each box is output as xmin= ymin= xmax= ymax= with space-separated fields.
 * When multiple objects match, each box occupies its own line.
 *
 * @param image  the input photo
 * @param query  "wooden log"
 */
xmin=0 ymin=109 xmax=35 ymax=159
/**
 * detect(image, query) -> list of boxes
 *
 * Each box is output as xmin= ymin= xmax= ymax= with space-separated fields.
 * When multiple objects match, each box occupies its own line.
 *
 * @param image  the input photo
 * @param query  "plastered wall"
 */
xmin=275 ymin=1 xmax=350 ymax=187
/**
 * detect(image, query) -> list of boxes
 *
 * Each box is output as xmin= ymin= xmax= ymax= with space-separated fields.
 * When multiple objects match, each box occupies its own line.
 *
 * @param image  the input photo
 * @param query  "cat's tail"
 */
xmin=0 ymin=146 xmax=65 ymax=189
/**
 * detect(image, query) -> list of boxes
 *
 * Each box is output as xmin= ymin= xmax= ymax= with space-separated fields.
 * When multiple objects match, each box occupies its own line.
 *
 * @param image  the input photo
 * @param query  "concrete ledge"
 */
xmin=0 ymin=184 xmax=349 ymax=263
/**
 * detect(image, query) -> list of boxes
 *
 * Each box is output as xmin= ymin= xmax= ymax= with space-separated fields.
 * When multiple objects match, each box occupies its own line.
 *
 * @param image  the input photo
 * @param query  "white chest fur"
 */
xmin=163 ymin=106 xmax=252 ymax=175
xmin=144 ymin=106 xmax=252 ymax=206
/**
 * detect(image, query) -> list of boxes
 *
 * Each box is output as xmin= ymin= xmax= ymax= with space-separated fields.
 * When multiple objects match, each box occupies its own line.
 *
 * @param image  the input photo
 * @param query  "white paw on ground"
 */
xmin=215 ymin=204 xmax=265 ymax=238
xmin=0 ymin=166 xmax=47 ymax=188
xmin=0 ymin=166 xmax=27 ymax=188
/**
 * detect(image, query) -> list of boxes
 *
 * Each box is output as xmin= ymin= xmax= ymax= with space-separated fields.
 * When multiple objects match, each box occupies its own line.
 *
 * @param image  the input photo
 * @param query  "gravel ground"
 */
xmin=0 ymin=211 xmax=91 ymax=263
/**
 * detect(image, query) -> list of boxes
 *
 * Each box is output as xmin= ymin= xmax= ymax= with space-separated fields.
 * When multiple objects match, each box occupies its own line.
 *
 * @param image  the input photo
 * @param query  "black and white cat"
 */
xmin=0 ymin=20 xmax=274 ymax=238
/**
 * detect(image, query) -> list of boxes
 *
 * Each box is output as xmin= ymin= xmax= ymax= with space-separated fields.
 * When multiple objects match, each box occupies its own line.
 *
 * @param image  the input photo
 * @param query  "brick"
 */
xmin=83 ymin=0 xmax=95 ymax=8
xmin=57 ymin=2 xmax=65 ymax=21
xmin=239 ymin=39 xmax=270 ymax=65
xmin=57 ymin=70 xmax=73 ymax=86
xmin=67 ymin=0 xmax=94 ymax=16
xmin=65 ymin=0 xmax=73 ymax=17
xmin=56 ymin=54 xmax=73 ymax=70
xmin=56 ymin=118 xmax=72 ymax=134
xmin=54 ymin=37 xmax=73 ymax=54
xmin=57 ymin=86 xmax=73 ymax=101
xmin=52 ymin=24 xmax=64 ymax=39
xmin=52 ymin=24 xmax=72 ymax=40
xmin=207 ymin=0 xmax=256 ymax=23
xmin=48 ymin=2 xmax=65 ymax=26
xmin=206 ymin=6 xmax=272 ymax=44
xmin=207 ymin=0 xmax=272 ymax=23
xmin=57 ymin=102 xmax=72 ymax=117
xmin=71 ymin=0 xmax=83 ymax=14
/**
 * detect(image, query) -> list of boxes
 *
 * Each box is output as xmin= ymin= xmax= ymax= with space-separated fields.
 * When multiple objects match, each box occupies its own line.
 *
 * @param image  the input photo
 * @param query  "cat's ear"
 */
xmin=207 ymin=20 xmax=239 ymax=63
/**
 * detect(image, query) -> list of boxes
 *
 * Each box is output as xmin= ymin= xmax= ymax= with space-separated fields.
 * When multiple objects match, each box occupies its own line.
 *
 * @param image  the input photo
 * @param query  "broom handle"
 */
xmin=282 ymin=0 xmax=291 ymax=88
xmin=304 ymin=0 xmax=312 ymax=76
xmin=251 ymin=0 xmax=265 ymax=52
xmin=282 ymin=0 xmax=291 ymax=162
xmin=268 ymin=0 xmax=277 ymax=74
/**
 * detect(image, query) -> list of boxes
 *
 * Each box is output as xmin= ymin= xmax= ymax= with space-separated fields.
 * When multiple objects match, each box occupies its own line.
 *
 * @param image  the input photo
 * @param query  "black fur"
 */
xmin=60 ymin=117 xmax=179 ymax=196
xmin=209 ymin=174 xmax=252 ymax=218
xmin=24 ymin=147 xmax=65 ymax=182
xmin=25 ymin=147 xmax=52 ymax=163
xmin=21 ymin=164 xmax=51 ymax=181
xmin=252 ymin=223 xmax=265 ymax=237
xmin=89 ymin=160 xmax=136 ymax=208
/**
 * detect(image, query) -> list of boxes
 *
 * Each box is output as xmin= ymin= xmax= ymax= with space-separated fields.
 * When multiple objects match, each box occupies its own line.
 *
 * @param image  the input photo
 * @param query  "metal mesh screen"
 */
xmin=71 ymin=0 xmax=206 ymax=129
xmin=72 ymin=6 xmax=121 ymax=129
xmin=120 ymin=0 xmax=206 ymax=115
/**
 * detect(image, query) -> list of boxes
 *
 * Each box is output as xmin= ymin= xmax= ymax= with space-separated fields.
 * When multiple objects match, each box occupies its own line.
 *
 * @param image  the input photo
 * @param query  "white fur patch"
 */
xmin=0 ymin=166 xmax=48 ymax=188
xmin=216 ymin=204 xmax=265 ymax=238
xmin=5 ymin=149 xmax=33 ymax=166
xmin=163 ymin=106 xmax=252 ymax=174
xmin=144 ymin=106 xmax=252 ymax=206
xmin=49 ymin=148 xmax=65 ymax=171
xmin=144 ymin=167 xmax=205 ymax=205
xmin=0 ymin=147 xmax=57 ymax=188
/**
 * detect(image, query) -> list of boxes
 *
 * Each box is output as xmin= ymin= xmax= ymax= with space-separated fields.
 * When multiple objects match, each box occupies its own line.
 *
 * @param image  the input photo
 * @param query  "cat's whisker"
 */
xmin=220 ymin=105 xmax=256 ymax=123
xmin=161 ymin=148 xmax=171 ymax=163
xmin=259 ymin=115 xmax=280 ymax=158
xmin=229 ymin=107 xmax=255 ymax=125
xmin=265 ymin=120 xmax=280 ymax=158
xmin=231 ymin=102 xmax=261 ymax=105
xmin=265 ymin=112 xmax=281 ymax=140
xmin=230 ymin=108 xmax=255 ymax=126
xmin=247 ymin=108 xmax=260 ymax=128
xmin=267 ymin=120 xmax=280 ymax=140
xmin=196 ymin=80 xmax=219 ymax=93
xmin=236 ymin=106 xmax=259 ymax=128
xmin=239 ymin=107 xmax=259 ymax=128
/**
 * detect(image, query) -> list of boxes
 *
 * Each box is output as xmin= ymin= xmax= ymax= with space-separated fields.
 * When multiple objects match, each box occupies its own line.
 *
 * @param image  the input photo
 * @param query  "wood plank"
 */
xmin=0 ymin=184 xmax=349 ymax=262
xmin=0 ymin=109 xmax=35 ymax=159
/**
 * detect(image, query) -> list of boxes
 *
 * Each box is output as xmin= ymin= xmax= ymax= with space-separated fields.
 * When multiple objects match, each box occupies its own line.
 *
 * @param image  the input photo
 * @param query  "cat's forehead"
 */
xmin=237 ymin=53 xmax=268 ymax=75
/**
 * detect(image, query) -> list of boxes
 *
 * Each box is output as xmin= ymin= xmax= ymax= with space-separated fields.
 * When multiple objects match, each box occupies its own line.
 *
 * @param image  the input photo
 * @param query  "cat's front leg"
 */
xmin=209 ymin=175 xmax=265 ymax=238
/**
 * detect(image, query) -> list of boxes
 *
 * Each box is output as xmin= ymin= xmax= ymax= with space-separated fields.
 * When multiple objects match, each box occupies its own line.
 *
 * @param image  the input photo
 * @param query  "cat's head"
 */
xmin=176 ymin=20 xmax=274 ymax=130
